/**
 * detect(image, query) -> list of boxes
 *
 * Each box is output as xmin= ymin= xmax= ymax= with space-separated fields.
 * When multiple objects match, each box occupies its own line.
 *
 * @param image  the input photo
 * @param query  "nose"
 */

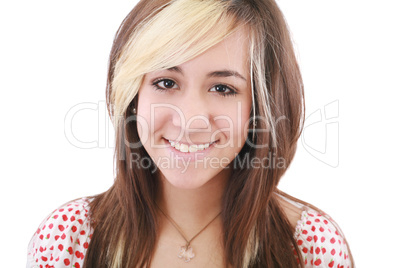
xmin=172 ymin=91 xmax=212 ymax=132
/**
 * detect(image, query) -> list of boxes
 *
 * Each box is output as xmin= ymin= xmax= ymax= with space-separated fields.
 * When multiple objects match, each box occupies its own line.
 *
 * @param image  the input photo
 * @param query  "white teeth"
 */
xmin=189 ymin=145 xmax=198 ymax=152
xmin=180 ymin=144 xmax=189 ymax=153
xmin=168 ymin=140 xmax=213 ymax=153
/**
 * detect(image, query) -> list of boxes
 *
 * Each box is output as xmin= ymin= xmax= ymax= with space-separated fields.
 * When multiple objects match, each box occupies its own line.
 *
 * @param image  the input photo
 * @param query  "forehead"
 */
xmin=170 ymin=27 xmax=251 ymax=80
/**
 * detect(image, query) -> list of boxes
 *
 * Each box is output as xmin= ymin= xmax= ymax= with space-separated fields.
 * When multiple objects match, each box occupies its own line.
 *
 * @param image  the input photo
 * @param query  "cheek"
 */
xmin=136 ymin=100 xmax=172 ymax=143
xmin=136 ymin=96 xmax=154 ymax=143
xmin=239 ymin=111 xmax=251 ymax=144
xmin=236 ymin=100 xmax=252 ymax=138
xmin=214 ymin=102 xmax=251 ymax=145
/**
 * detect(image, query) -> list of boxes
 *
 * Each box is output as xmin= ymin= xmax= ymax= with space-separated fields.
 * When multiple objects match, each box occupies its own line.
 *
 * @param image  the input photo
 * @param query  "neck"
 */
xmin=155 ymin=168 xmax=231 ymax=237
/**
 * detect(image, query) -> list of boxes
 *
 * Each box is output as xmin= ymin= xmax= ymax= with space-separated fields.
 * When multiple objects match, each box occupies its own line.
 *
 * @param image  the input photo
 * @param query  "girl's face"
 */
xmin=136 ymin=28 xmax=252 ymax=189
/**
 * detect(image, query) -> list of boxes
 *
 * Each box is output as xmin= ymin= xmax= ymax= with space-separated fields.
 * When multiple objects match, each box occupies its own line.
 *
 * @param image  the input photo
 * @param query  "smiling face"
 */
xmin=136 ymin=28 xmax=252 ymax=189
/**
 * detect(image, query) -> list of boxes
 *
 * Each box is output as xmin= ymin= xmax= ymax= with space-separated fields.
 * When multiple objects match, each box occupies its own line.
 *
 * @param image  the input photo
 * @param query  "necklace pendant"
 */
xmin=178 ymin=245 xmax=195 ymax=262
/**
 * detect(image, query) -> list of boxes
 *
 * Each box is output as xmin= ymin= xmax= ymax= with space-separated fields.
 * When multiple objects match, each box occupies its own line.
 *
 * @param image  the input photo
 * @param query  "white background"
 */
xmin=1 ymin=0 xmax=401 ymax=266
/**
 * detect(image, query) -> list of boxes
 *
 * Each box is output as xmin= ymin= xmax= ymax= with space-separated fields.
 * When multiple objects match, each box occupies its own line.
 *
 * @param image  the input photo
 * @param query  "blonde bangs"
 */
xmin=110 ymin=0 xmax=240 ymax=125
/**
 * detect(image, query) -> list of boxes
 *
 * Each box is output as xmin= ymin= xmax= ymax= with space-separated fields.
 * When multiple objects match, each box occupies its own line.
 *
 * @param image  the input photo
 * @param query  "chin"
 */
xmin=158 ymin=167 xmax=217 ymax=190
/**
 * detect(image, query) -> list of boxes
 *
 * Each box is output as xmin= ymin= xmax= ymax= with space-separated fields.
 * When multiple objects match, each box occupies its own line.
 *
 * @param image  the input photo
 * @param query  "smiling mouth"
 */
xmin=164 ymin=138 xmax=217 ymax=153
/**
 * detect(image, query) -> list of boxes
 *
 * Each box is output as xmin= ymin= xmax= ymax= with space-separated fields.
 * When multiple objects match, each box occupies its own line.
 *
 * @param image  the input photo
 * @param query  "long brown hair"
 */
xmin=84 ymin=0 xmax=354 ymax=267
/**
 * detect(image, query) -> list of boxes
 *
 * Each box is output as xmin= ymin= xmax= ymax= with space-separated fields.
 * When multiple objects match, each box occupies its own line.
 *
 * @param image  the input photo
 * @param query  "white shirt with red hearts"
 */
xmin=27 ymin=198 xmax=352 ymax=268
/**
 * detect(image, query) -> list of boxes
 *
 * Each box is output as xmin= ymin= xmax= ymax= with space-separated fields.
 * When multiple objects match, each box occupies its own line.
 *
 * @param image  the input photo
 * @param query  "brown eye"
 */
xmin=153 ymin=79 xmax=178 ymax=90
xmin=209 ymin=84 xmax=237 ymax=97
xmin=214 ymin=85 xmax=228 ymax=93
xmin=162 ymin=80 xmax=175 ymax=88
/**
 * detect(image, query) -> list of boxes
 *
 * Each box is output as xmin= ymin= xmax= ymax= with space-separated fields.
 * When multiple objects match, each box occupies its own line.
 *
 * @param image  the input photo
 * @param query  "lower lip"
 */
xmin=163 ymin=138 xmax=216 ymax=162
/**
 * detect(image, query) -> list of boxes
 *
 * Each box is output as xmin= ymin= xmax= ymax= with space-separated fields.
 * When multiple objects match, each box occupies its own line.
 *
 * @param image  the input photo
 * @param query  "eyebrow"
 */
xmin=167 ymin=66 xmax=247 ymax=81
